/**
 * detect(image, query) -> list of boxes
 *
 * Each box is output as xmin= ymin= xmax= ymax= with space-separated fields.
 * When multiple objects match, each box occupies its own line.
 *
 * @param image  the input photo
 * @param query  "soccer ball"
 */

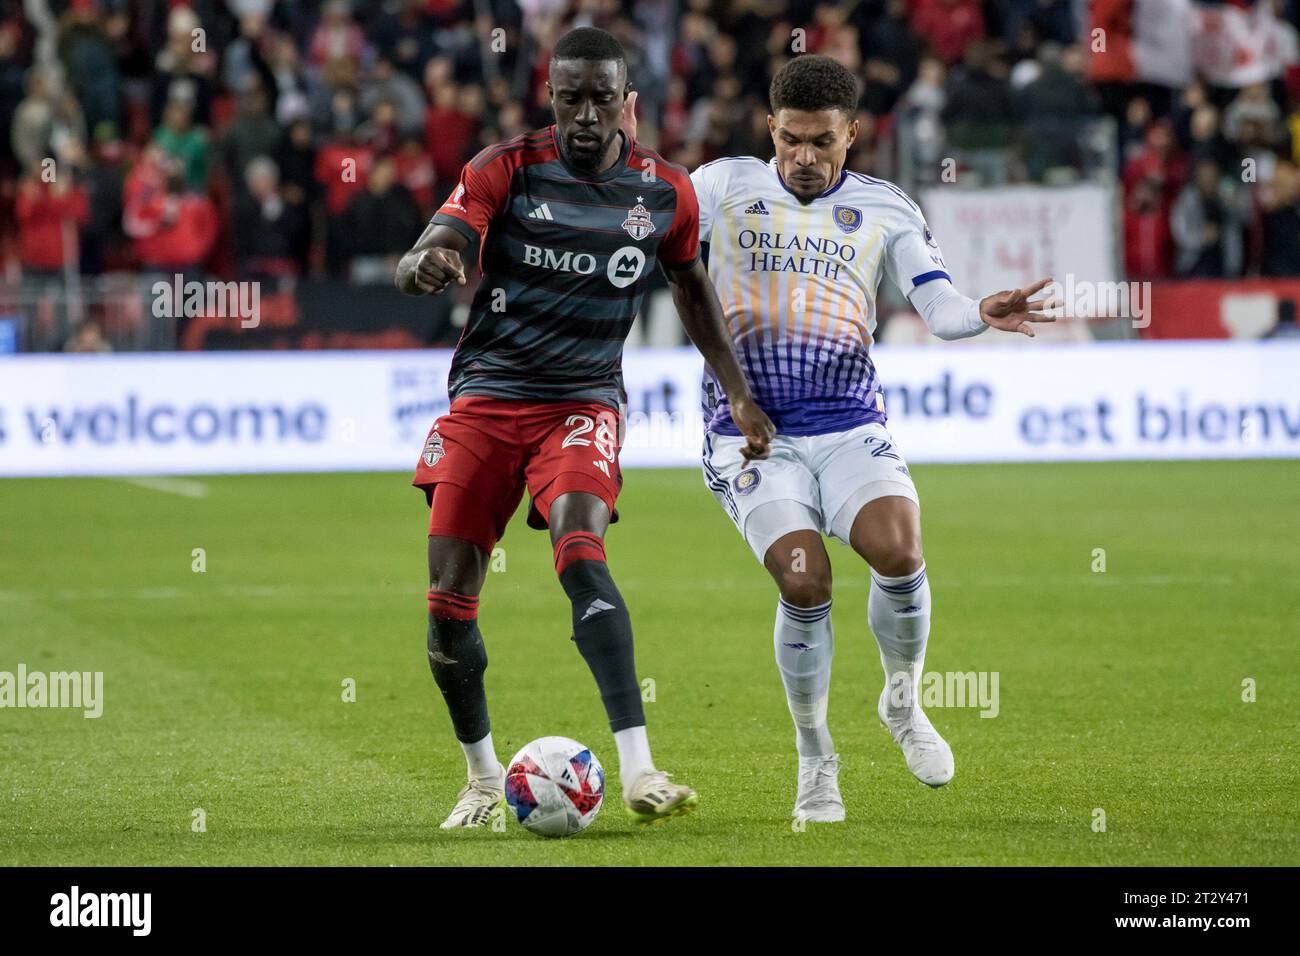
xmin=505 ymin=736 xmax=605 ymax=838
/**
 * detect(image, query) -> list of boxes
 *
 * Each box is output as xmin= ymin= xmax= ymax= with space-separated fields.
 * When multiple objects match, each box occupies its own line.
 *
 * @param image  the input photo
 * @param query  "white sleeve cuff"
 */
xmin=907 ymin=279 xmax=988 ymax=341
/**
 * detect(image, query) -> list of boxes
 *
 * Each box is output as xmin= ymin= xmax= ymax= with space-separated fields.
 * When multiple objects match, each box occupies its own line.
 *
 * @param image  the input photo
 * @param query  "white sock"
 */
xmin=613 ymin=725 xmax=655 ymax=791
xmin=774 ymin=597 xmax=835 ymax=758
xmin=460 ymin=732 xmax=500 ymax=782
xmin=867 ymin=563 xmax=930 ymax=716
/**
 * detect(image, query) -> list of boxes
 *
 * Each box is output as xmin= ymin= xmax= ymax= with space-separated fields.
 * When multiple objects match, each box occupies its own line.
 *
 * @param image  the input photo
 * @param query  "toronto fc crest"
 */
xmin=621 ymin=199 xmax=655 ymax=241
xmin=423 ymin=431 xmax=445 ymax=467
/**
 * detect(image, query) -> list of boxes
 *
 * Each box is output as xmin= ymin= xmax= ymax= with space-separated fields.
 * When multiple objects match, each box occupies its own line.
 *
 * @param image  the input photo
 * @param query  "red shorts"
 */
xmin=412 ymin=395 xmax=623 ymax=554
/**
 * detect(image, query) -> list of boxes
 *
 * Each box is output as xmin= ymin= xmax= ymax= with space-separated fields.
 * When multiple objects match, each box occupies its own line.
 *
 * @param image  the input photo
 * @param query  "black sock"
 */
xmin=560 ymin=559 xmax=645 ymax=732
xmin=427 ymin=614 xmax=490 ymax=742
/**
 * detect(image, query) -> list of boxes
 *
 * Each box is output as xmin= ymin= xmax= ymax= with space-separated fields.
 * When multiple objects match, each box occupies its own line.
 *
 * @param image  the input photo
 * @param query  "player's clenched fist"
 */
xmin=413 ymin=247 xmax=466 ymax=294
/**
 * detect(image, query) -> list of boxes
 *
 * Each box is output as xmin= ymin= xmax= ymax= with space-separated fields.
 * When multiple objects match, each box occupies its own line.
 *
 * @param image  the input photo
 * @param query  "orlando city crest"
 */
xmin=621 ymin=200 xmax=656 ymax=241
xmin=833 ymin=204 xmax=862 ymax=234
xmin=423 ymin=431 xmax=445 ymax=467
xmin=734 ymin=467 xmax=762 ymax=495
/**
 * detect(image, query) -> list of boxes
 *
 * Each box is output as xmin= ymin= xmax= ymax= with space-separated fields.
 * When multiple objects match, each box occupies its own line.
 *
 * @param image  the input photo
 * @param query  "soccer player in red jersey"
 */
xmin=395 ymin=28 xmax=773 ymax=828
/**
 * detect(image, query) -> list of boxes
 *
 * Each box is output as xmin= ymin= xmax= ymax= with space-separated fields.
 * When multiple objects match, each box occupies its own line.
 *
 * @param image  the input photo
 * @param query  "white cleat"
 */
xmin=623 ymin=769 xmax=699 ymax=824
xmin=439 ymin=765 xmax=506 ymax=829
xmin=878 ymin=689 xmax=955 ymax=788
xmin=794 ymin=754 xmax=845 ymax=822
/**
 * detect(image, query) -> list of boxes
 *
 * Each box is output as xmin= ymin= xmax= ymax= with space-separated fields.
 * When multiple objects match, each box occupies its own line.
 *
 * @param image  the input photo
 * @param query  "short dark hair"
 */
xmin=551 ymin=27 xmax=627 ymax=74
xmin=769 ymin=55 xmax=859 ymax=115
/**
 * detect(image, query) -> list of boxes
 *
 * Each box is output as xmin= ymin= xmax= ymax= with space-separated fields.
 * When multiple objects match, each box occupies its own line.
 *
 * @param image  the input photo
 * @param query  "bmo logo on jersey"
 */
xmin=523 ymin=244 xmax=598 ymax=275
xmin=522 ymin=243 xmax=646 ymax=288
xmin=607 ymin=246 xmax=645 ymax=289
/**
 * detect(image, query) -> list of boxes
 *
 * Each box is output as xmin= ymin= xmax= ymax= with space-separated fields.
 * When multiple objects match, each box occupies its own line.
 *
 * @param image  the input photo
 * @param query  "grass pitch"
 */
xmin=1 ymin=461 xmax=1297 ymax=866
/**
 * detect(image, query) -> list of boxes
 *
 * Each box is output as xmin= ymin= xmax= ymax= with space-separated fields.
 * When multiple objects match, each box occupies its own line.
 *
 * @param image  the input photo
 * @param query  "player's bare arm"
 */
xmin=394 ymin=223 xmax=468 ymax=295
xmin=662 ymin=257 xmax=774 ymax=460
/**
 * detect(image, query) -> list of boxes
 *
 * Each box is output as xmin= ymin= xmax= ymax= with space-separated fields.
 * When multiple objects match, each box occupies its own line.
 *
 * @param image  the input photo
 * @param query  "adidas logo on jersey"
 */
xmin=528 ymin=203 xmax=555 ymax=221
xmin=593 ymin=459 xmax=610 ymax=477
xmin=582 ymin=598 xmax=616 ymax=621
xmin=743 ymin=200 xmax=769 ymax=215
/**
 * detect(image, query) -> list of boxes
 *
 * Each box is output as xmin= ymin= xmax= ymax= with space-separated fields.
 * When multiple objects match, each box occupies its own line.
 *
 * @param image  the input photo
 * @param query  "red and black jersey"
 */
xmin=431 ymin=125 xmax=700 ymax=408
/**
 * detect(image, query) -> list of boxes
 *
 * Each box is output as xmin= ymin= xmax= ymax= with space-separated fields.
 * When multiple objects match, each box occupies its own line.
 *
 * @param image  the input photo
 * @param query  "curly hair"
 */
xmin=769 ymin=54 xmax=860 ymax=115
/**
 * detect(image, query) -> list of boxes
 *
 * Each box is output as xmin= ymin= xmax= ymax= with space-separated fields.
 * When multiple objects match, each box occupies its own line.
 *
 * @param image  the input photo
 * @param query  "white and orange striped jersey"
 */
xmin=691 ymin=156 xmax=952 ymax=437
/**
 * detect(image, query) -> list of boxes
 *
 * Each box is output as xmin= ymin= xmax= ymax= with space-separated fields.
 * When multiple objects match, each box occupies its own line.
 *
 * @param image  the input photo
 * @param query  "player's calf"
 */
xmin=848 ymin=497 xmax=954 ymax=786
xmin=427 ymin=589 xmax=491 ymax=742
xmin=427 ymin=589 xmax=505 ymax=826
xmin=552 ymin=529 xmax=700 ymax=822
xmin=554 ymin=531 xmax=645 ymax=737
xmin=866 ymin=565 xmax=955 ymax=787
xmin=773 ymin=596 xmax=835 ymax=758
xmin=761 ymin=528 xmax=840 ymax=812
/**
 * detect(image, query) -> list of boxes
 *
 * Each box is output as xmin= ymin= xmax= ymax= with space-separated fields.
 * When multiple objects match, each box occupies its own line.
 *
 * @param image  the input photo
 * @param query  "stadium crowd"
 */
xmin=2 ymin=0 xmax=1299 ymax=325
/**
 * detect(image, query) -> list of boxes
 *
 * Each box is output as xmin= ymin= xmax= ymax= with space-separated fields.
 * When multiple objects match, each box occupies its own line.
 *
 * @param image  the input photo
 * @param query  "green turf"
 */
xmin=1 ymin=462 xmax=1297 ymax=865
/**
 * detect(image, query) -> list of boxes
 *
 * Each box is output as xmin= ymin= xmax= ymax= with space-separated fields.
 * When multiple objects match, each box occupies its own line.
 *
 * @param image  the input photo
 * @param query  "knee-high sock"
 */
xmin=427 ymin=588 xmax=497 ymax=780
xmin=555 ymin=532 xmax=652 ymax=789
xmin=774 ymin=597 xmax=835 ymax=758
xmin=867 ymin=563 xmax=931 ymax=715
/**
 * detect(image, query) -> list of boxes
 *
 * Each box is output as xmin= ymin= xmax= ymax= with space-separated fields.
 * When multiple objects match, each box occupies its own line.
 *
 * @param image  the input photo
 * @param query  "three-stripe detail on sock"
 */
xmin=871 ymin=565 xmax=926 ymax=596
xmin=553 ymin=531 xmax=607 ymax=575
xmin=428 ymin=588 xmax=480 ymax=621
xmin=779 ymin=598 xmax=832 ymax=625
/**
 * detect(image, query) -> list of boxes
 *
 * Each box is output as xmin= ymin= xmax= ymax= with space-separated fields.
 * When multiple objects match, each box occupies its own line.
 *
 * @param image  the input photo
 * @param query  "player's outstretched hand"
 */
xmin=979 ymin=277 xmax=1058 ymax=337
xmin=414 ymin=247 xmax=467 ymax=294
xmin=620 ymin=90 xmax=638 ymax=141
xmin=731 ymin=394 xmax=775 ymax=461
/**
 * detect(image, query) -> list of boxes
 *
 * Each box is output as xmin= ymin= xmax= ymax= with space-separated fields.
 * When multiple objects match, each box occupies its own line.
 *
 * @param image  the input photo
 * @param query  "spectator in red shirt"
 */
xmin=1124 ymin=176 xmax=1174 ymax=279
xmin=15 ymin=171 xmax=90 ymax=274
xmin=1123 ymin=120 xmax=1188 ymax=212
xmin=315 ymin=112 xmax=374 ymax=276
xmin=423 ymin=63 xmax=477 ymax=201
xmin=122 ymin=144 xmax=218 ymax=272
xmin=392 ymin=134 xmax=435 ymax=215
xmin=314 ymin=109 xmax=374 ymax=217
xmin=911 ymin=0 xmax=985 ymax=66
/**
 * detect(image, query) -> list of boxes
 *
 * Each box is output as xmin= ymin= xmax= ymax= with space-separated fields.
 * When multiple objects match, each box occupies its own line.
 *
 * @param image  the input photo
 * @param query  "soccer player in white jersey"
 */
xmin=688 ymin=55 xmax=1055 ymax=821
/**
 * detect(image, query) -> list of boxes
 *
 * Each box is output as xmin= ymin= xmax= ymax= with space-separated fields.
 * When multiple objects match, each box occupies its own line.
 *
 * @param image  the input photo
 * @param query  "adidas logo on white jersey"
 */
xmin=743 ymin=200 xmax=769 ymax=215
xmin=528 ymin=203 xmax=555 ymax=221
xmin=582 ymin=598 xmax=616 ymax=620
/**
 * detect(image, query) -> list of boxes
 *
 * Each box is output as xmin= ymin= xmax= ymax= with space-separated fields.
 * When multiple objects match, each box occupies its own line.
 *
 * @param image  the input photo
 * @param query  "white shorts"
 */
xmin=702 ymin=421 xmax=920 ymax=564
